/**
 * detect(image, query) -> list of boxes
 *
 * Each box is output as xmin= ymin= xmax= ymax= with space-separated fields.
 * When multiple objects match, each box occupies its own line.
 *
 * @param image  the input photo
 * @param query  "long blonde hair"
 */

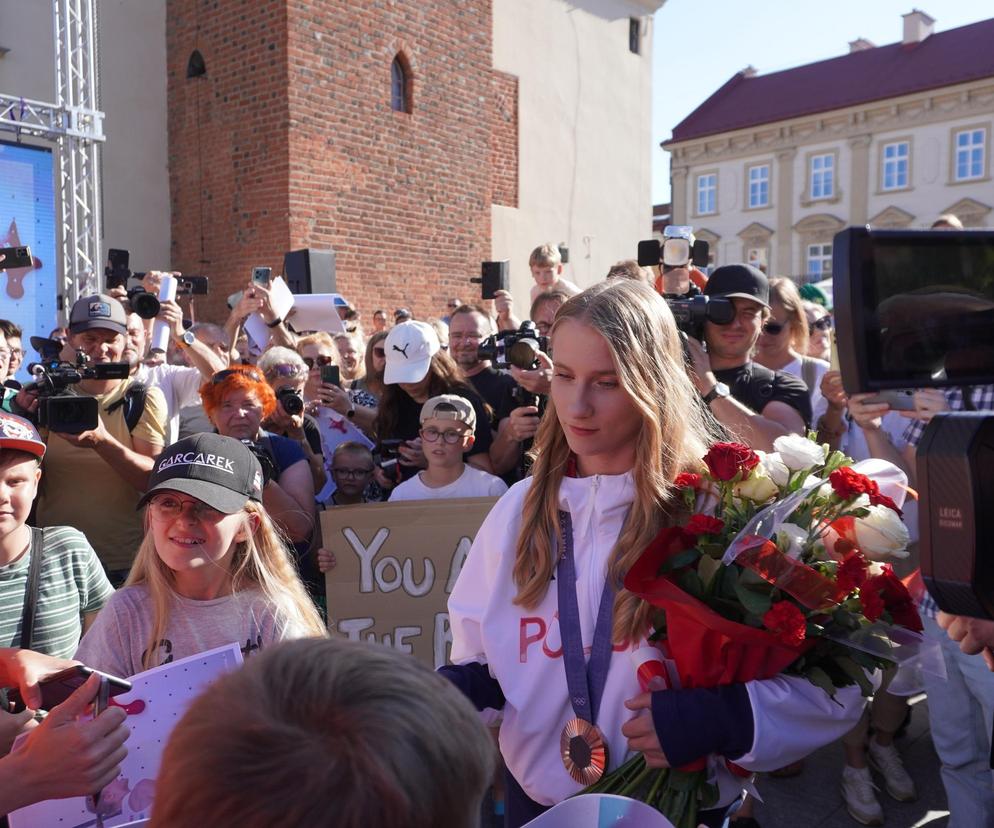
xmin=129 ymin=501 xmax=326 ymax=670
xmin=514 ymin=280 xmax=722 ymax=643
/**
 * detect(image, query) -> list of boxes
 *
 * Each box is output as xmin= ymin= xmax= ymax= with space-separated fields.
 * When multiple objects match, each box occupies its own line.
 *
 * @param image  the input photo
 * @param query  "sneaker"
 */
xmin=868 ymin=739 xmax=918 ymax=802
xmin=841 ymin=765 xmax=884 ymax=826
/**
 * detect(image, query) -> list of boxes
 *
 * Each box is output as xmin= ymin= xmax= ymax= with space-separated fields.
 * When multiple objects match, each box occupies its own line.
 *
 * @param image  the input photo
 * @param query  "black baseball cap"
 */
xmin=703 ymin=264 xmax=770 ymax=308
xmin=137 ymin=433 xmax=264 ymax=514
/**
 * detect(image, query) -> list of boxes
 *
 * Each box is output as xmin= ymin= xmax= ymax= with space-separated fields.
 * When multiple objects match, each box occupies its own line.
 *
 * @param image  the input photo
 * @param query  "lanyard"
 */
xmin=557 ymin=510 xmax=616 ymax=725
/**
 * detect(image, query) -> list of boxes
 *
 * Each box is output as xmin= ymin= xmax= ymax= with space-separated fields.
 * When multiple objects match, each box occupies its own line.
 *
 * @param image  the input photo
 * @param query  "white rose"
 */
xmin=762 ymin=451 xmax=790 ymax=487
xmin=854 ymin=504 xmax=910 ymax=560
xmin=773 ymin=434 xmax=826 ymax=472
xmin=735 ymin=465 xmax=779 ymax=503
xmin=776 ymin=522 xmax=808 ymax=559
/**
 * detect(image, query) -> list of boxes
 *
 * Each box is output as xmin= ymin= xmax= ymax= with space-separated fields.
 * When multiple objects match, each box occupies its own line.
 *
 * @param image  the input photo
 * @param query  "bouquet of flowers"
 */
xmin=580 ymin=435 xmax=924 ymax=828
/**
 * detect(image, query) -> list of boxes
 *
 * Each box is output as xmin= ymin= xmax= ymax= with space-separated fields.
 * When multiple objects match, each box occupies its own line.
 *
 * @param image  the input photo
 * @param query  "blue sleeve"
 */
xmin=438 ymin=662 xmax=506 ymax=712
xmin=267 ymin=432 xmax=307 ymax=472
xmin=650 ymin=684 xmax=754 ymax=766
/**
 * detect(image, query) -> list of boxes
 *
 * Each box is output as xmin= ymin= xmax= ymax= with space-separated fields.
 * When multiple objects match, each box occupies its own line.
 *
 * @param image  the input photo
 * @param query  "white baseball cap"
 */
xmin=383 ymin=320 xmax=440 ymax=385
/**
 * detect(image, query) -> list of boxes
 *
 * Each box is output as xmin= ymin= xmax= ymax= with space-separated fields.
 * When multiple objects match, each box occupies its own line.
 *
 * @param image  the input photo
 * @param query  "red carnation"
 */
xmin=703 ymin=442 xmax=760 ymax=482
xmin=829 ymin=467 xmax=879 ymax=501
xmin=863 ymin=565 xmax=923 ymax=632
xmin=869 ymin=490 xmax=904 ymax=517
xmin=674 ymin=472 xmax=702 ymax=490
xmin=762 ymin=600 xmax=807 ymax=647
xmin=836 ymin=551 xmax=868 ymax=595
xmin=685 ymin=514 xmax=725 ymax=537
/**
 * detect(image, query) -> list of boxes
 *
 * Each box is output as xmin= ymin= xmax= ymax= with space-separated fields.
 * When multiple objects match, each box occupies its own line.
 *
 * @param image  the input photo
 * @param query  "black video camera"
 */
xmin=25 ymin=339 xmax=130 ymax=434
xmin=664 ymin=294 xmax=735 ymax=341
xmin=276 ymin=387 xmax=304 ymax=417
xmin=477 ymin=321 xmax=549 ymax=370
xmin=833 ymin=226 xmax=994 ymax=619
xmin=126 ymin=286 xmax=161 ymax=319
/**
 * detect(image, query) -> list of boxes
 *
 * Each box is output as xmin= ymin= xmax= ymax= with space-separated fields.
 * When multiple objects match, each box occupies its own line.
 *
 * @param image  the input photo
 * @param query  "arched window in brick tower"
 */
xmin=391 ymin=54 xmax=412 ymax=113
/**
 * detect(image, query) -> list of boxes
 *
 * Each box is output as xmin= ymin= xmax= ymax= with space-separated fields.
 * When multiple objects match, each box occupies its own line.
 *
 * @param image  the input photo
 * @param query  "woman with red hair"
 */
xmin=200 ymin=368 xmax=317 ymax=585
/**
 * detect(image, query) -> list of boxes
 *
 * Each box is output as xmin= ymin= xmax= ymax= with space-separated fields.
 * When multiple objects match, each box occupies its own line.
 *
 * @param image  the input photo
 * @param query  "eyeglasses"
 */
xmin=420 ymin=427 xmax=468 ymax=444
xmin=148 ymin=495 xmax=225 ymax=523
xmin=762 ymin=321 xmax=787 ymax=336
xmin=266 ymin=364 xmax=305 ymax=379
xmin=302 ymin=355 xmax=335 ymax=369
xmin=212 ymin=368 xmax=263 ymax=384
xmin=810 ymin=315 xmax=833 ymax=332
xmin=332 ymin=467 xmax=374 ymax=479
xmin=373 ymin=347 xmax=386 ymax=358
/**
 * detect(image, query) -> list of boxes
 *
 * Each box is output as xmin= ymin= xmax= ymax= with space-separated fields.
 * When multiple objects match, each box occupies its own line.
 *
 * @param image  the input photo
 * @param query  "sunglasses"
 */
xmin=373 ymin=347 xmax=386 ymax=358
xmin=266 ymin=364 xmax=305 ymax=379
xmin=762 ymin=321 xmax=787 ymax=336
xmin=302 ymin=355 xmax=335 ymax=369
xmin=810 ymin=315 xmax=833 ymax=332
xmin=212 ymin=368 xmax=264 ymax=384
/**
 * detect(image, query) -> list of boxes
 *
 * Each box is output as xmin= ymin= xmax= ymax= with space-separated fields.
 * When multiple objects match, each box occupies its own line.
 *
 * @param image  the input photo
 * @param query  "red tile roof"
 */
xmin=666 ymin=16 xmax=994 ymax=144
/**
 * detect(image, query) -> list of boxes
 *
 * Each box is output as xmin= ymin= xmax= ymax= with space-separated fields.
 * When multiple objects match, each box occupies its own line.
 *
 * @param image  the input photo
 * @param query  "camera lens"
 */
xmin=506 ymin=338 xmax=539 ymax=370
xmin=127 ymin=288 xmax=161 ymax=320
xmin=277 ymin=388 xmax=304 ymax=416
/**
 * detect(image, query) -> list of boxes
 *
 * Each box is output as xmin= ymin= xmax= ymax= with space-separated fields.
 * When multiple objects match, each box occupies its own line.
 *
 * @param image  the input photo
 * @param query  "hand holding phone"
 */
xmin=252 ymin=266 xmax=272 ymax=285
xmin=7 ymin=665 xmax=132 ymax=712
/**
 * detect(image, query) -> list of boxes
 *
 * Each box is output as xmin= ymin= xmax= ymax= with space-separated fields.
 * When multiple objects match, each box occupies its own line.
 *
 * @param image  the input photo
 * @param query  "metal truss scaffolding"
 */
xmin=0 ymin=0 xmax=105 ymax=320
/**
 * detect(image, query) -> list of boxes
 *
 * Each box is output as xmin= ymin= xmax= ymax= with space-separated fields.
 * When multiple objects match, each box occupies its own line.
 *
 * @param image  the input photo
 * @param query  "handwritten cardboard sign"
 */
xmin=322 ymin=497 xmax=498 ymax=668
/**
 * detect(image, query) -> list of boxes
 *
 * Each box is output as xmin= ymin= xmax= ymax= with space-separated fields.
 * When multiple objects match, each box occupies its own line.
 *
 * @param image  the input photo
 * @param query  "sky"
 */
xmin=650 ymin=0 xmax=994 ymax=205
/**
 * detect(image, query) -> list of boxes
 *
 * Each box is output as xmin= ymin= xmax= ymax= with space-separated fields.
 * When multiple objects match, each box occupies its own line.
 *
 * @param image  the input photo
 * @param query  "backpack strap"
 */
xmin=18 ymin=528 xmax=45 ymax=651
xmin=105 ymin=382 xmax=149 ymax=433
xmin=801 ymin=357 xmax=817 ymax=398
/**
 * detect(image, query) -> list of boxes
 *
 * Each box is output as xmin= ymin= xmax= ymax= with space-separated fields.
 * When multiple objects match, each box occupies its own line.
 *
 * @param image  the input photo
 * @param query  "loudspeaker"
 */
xmin=282 ymin=249 xmax=336 ymax=295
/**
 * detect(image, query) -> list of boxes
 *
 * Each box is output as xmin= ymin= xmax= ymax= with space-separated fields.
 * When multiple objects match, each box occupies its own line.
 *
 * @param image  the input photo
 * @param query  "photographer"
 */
xmin=447 ymin=304 xmax=535 ymax=479
xmin=257 ymin=347 xmax=326 ymax=493
xmin=684 ymin=265 xmax=811 ymax=452
xmin=17 ymin=294 xmax=167 ymax=583
xmin=129 ymin=301 xmax=228 ymax=444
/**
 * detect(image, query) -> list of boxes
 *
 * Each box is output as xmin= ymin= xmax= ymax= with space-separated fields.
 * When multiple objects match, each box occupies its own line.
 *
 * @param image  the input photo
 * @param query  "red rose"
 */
xmin=703 ymin=442 xmax=760 ymax=482
xmin=674 ymin=472 xmax=702 ymax=490
xmin=861 ymin=588 xmax=885 ymax=622
xmin=863 ymin=566 xmax=923 ymax=632
xmin=762 ymin=600 xmax=808 ymax=647
xmin=829 ymin=467 xmax=879 ymax=501
xmin=836 ymin=551 xmax=868 ymax=595
xmin=685 ymin=514 xmax=725 ymax=537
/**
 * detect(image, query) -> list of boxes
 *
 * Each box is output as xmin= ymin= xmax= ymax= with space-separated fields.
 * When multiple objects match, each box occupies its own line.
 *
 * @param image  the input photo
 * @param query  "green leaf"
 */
xmin=835 ymin=655 xmax=874 ymax=696
xmin=698 ymin=554 xmax=721 ymax=590
xmin=677 ymin=568 xmax=705 ymax=599
xmin=661 ymin=548 xmax=701 ymax=572
xmin=734 ymin=579 xmax=773 ymax=616
xmin=805 ymin=665 xmax=838 ymax=699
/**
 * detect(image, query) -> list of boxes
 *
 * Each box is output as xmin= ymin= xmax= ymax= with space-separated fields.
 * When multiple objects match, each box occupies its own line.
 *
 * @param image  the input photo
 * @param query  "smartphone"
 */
xmin=252 ymin=266 xmax=272 ymax=285
xmin=864 ymin=390 xmax=917 ymax=411
xmin=379 ymin=438 xmax=404 ymax=460
xmin=177 ymin=275 xmax=209 ymax=295
xmin=320 ymin=364 xmax=340 ymax=387
xmin=7 ymin=665 xmax=132 ymax=712
xmin=0 ymin=246 xmax=33 ymax=269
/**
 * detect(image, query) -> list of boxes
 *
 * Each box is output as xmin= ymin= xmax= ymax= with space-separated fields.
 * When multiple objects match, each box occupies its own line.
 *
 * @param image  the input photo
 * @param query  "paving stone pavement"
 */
xmin=752 ymin=695 xmax=949 ymax=828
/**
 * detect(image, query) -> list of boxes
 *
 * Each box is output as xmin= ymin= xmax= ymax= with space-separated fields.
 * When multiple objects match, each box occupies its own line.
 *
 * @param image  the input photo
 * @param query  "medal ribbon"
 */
xmin=557 ymin=510 xmax=616 ymax=726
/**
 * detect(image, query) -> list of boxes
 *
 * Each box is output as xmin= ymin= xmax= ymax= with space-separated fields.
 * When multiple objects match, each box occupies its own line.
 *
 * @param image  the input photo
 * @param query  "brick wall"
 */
xmin=167 ymin=0 xmax=499 ymax=325
xmin=491 ymin=70 xmax=518 ymax=208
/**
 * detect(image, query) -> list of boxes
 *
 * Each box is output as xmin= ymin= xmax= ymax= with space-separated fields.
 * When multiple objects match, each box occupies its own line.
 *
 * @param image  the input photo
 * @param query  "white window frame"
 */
xmin=954 ymin=128 xmax=986 ymax=182
xmin=747 ymin=164 xmax=770 ymax=209
xmin=881 ymin=140 xmax=910 ymax=191
xmin=806 ymin=243 xmax=833 ymax=279
xmin=695 ymin=172 xmax=717 ymax=215
xmin=810 ymin=153 xmax=834 ymax=200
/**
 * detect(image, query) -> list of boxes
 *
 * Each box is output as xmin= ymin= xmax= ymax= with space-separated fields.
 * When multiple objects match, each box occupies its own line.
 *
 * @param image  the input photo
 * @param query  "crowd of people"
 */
xmin=0 ymin=229 xmax=992 ymax=828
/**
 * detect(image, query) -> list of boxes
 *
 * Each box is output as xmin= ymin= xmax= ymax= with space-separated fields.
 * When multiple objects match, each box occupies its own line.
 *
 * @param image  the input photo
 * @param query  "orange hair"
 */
xmin=200 ymin=367 xmax=277 ymax=422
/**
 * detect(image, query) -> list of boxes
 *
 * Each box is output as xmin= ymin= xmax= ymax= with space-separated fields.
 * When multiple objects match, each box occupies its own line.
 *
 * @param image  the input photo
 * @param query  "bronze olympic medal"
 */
xmin=560 ymin=717 xmax=608 ymax=785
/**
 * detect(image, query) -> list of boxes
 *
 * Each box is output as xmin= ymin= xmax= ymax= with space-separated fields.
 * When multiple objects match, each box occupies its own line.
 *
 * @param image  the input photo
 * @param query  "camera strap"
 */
xmin=17 ymin=528 xmax=45 ymax=651
xmin=104 ymin=382 xmax=149 ymax=433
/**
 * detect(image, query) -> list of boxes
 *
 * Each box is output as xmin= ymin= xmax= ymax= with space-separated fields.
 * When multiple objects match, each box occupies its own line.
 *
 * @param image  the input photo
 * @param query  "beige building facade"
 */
xmin=664 ymin=11 xmax=994 ymax=281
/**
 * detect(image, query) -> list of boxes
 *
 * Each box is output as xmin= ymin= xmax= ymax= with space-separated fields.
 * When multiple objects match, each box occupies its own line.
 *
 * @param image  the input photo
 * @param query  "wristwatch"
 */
xmin=702 ymin=382 xmax=730 ymax=406
xmin=176 ymin=329 xmax=196 ymax=349
xmin=346 ymin=403 xmax=356 ymax=420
